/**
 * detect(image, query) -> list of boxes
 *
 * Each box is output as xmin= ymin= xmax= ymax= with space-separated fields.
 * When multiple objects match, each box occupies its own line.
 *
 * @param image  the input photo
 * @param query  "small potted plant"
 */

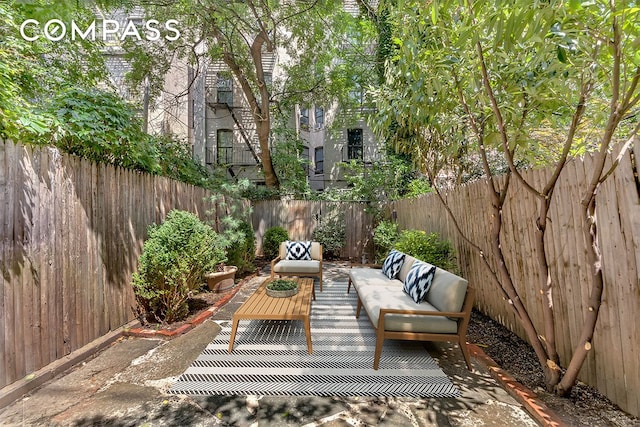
xmin=266 ymin=279 xmax=299 ymax=298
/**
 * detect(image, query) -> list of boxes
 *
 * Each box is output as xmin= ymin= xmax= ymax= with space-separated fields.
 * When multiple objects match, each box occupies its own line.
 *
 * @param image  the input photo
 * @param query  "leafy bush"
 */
xmin=263 ymin=226 xmax=289 ymax=259
xmin=405 ymin=178 xmax=432 ymax=198
xmin=226 ymin=220 xmax=256 ymax=274
xmin=373 ymin=220 xmax=400 ymax=263
xmin=393 ymin=229 xmax=457 ymax=272
xmin=132 ymin=210 xmax=226 ymax=323
xmin=312 ymin=213 xmax=346 ymax=260
xmin=46 ymin=88 xmax=215 ymax=187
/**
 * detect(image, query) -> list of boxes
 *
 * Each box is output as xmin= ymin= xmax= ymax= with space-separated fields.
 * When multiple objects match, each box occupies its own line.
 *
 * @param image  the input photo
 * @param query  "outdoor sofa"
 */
xmin=271 ymin=241 xmax=323 ymax=292
xmin=348 ymin=250 xmax=475 ymax=370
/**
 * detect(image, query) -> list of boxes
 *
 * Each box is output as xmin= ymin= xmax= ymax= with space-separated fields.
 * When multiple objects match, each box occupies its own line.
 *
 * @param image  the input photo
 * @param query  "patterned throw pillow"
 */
xmin=286 ymin=241 xmax=312 ymax=260
xmin=403 ymin=261 xmax=437 ymax=304
xmin=382 ymin=249 xmax=405 ymax=279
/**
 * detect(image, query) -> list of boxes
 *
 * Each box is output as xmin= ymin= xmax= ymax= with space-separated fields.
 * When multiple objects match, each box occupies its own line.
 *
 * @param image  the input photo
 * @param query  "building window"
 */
xmin=216 ymin=74 xmax=233 ymax=106
xmin=263 ymin=71 xmax=272 ymax=87
xmin=217 ymin=129 xmax=233 ymax=164
xmin=315 ymin=147 xmax=324 ymax=174
xmin=315 ymin=107 xmax=324 ymax=128
xmin=300 ymin=107 xmax=309 ymax=130
xmin=205 ymin=139 xmax=214 ymax=165
xmin=302 ymin=146 xmax=309 ymax=175
xmin=347 ymin=129 xmax=363 ymax=161
xmin=349 ymin=84 xmax=363 ymax=106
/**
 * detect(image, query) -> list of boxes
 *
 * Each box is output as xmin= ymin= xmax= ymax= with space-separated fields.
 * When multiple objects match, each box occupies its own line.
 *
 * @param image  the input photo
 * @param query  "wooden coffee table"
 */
xmin=228 ymin=277 xmax=315 ymax=354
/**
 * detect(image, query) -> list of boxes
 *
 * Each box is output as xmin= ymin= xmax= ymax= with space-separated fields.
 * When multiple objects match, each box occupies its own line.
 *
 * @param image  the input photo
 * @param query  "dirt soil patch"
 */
xmin=467 ymin=310 xmax=639 ymax=427
xmin=137 ymin=259 xmax=271 ymax=333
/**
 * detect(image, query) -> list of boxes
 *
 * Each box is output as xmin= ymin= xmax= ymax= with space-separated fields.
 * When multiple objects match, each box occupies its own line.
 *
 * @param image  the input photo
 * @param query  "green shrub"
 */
xmin=312 ymin=213 xmax=346 ymax=260
xmin=263 ymin=226 xmax=289 ymax=259
xmin=373 ymin=220 xmax=400 ymax=263
xmin=266 ymin=279 xmax=298 ymax=291
xmin=393 ymin=229 xmax=457 ymax=272
xmin=405 ymin=178 xmax=432 ymax=198
xmin=132 ymin=210 xmax=226 ymax=323
xmin=226 ymin=220 xmax=256 ymax=274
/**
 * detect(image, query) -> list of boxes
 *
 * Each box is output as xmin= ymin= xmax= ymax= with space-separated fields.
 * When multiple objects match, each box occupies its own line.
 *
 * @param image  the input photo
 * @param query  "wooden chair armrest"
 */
xmin=270 ymin=256 xmax=282 ymax=270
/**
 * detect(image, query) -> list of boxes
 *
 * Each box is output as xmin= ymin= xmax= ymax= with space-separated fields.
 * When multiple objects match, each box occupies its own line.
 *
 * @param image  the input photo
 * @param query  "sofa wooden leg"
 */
xmin=319 ymin=272 xmax=323 ymax=292
xmin=347 ymin=277 xmax=351 ymax=293
xmin=459 ymin=339 xmax=472 ymax=371
xmin=356 ymin=297 xmax=362 ymax=318
xmin=373 ymin=331 xmax=385 ymax=370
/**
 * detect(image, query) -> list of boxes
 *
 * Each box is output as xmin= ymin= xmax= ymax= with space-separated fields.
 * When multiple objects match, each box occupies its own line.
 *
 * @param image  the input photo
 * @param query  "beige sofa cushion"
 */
xmin=273 ymin=260 xmax=320 ymax=274
xmin=397 ymin=254 xmax=417 ymax=283
xmin=428 ymin=268 xmax=468 ymax=313
xmin=356 ymin=282 xmax=458 ymax=334
xmin=349 ymin=267 xmax=403 ymax=288
xmin=279 ymin=241 xmax=322 ymax=260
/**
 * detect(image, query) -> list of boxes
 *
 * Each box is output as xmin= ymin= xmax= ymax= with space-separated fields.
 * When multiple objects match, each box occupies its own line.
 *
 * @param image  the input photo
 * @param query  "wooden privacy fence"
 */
xmin=0 ymin=141 xmax=215 ymax=390
xmin=392 ymin=141 xmax=640 ymax=417
xmin=251 ymin=200 xmax=374 ymax=261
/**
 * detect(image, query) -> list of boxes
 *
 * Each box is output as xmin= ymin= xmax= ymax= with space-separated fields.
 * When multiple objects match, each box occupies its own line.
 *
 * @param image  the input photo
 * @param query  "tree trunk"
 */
xmin=257 ymin=121 xmax=279 ymax=188
xmin=487 ymin=194 xmax=553 ymax=382
xmin=534 ymin=199 xmax=562 ymax=389
xmin=555 ymin=194 xmax=604 ymax=395
xmin=220 ymin=30 xmax=281 ymax=189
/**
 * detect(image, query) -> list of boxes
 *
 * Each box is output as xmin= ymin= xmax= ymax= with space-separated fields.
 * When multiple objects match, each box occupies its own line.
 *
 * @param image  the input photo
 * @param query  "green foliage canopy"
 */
xmin=371 ymin=0 xmax=640 ymax=177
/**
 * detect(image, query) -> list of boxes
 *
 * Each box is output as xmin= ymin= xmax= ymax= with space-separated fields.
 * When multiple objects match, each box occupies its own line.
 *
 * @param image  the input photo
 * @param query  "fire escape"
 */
xmin=205 ymin=71 xmax=261 ymax=179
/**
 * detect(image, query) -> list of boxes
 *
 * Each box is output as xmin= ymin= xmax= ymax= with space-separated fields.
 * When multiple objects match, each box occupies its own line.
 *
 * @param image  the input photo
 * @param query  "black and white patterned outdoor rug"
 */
xmin=169 ymin=281 xmax=460 ymax=398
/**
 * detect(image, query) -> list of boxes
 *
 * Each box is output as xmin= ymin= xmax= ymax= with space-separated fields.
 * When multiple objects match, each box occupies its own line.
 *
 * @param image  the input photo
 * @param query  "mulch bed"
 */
xmin=125 ymin=260 xmax=268 ymax=338
xmin=467 ymin=310 xmax=639 ymax=427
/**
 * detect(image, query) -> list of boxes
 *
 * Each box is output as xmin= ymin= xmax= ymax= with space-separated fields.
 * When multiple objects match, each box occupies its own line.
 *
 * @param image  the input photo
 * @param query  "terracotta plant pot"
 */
xmin=204 ymin=266 xmax=237 ymax=293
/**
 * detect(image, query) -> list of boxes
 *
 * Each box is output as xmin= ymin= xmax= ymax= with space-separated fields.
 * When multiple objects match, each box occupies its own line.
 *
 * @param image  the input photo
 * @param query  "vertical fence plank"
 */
xmin=36 ymin=148 xmax=49 ymax=371
xmin=0 ymin=142 xmax=6 ymax=387
xmin=615 ymin=143 xmax=640 ymax=416
xmin=1 ymin=141 xmax=16 ymax=385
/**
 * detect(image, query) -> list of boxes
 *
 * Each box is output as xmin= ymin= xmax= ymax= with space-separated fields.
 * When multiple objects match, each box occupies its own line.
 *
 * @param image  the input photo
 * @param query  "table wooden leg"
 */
xmin=228 ymin=317 xmax=240 ymax=352
xmin=304 ymin=316 xmax=313 ymax=354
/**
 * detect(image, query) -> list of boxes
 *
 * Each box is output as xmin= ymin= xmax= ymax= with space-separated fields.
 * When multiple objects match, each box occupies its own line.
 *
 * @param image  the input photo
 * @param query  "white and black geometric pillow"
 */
xmin=382 ymin=249 xmax=405 ymax=279
xmin=286 ymin=241 xmax=312 ymax=260
xmin=403 ymin=261 xmax=437 ymax=304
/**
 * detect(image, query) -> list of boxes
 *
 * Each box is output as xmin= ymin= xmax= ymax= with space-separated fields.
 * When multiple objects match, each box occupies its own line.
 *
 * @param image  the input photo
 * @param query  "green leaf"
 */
xmin=633 ymin=50 xmax=640 ymax=67
xmin=568 ymin=0 xmax=582 ymax=12
xmin=557 ymin=45 xmax=567 ymax=63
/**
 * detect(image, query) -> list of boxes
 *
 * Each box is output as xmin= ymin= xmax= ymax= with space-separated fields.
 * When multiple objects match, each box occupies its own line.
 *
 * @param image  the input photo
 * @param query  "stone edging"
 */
xmin=123 ymin=273 xmax=256 ymax=339
xmin=469 ymin=344 xmax=567 ymax=427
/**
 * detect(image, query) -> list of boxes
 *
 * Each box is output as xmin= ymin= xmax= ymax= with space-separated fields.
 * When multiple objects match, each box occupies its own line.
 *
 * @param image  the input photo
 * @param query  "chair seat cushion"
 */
xmin=273 ymin=260 xmax=320 ymax=274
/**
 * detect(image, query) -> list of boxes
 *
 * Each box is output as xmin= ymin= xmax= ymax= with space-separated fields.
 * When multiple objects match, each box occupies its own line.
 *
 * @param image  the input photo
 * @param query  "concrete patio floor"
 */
xmin=0 ymin=264 xmax=543 ymax=426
